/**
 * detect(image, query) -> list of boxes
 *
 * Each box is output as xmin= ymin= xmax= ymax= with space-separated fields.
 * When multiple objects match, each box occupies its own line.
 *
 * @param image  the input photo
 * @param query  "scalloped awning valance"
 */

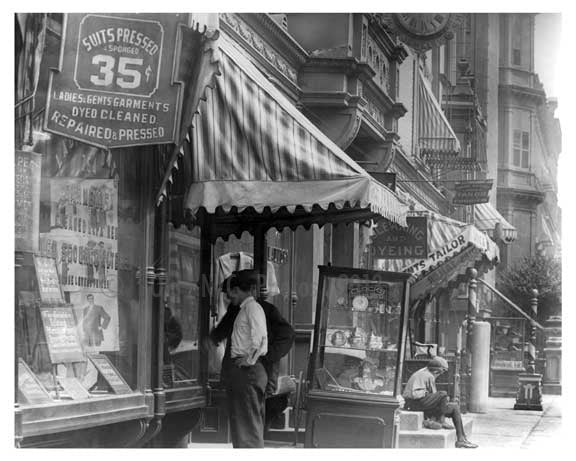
xmin=168 ymin=34 xmax=409 ymax=233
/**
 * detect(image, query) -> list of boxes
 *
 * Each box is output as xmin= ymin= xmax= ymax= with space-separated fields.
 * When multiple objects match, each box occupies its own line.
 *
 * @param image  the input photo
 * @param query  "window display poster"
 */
xmin=34 ymin=255 xmax=65 ymax=304
xmin=57 ymin=376 xmax=91 ymax=400
xmin=70 ymin=291 xmax=119 ymax=353
xmin=39 ymin=306 xmax=85 ymax=363
xmin=40 ymin=178 xmax=118 ymax=294
xmin=38 ymin=178 xmax=119 ymax=352
xmin=18 ymin=359 xmax=53 ymax=404
xmin=88 ymin=354 xmax=132 ymax=394
xmin=48 ymin=178 xmax=117 ymax=238
xmin=15 ymin=150 xmax=41 ymax=253
xmin=40 ymin=232 xmax=118 ymax=295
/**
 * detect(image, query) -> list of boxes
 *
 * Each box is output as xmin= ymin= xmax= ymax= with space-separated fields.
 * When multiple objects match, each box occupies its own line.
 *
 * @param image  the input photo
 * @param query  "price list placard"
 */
xmin=39 ymin=306 xmax=85 ymax=363
xmin=34 ymin=256 xmax=65 ymax=305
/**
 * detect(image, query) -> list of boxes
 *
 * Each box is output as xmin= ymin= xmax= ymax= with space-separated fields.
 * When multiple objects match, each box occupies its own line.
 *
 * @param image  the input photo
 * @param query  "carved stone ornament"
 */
xmin=379 ymin=13 xmax=465 ymax=53
xmin=220 ymin=13 xmax=298 ymax=83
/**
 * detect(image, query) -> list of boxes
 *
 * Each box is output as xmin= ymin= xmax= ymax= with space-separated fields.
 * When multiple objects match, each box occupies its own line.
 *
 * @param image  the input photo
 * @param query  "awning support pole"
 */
xmin=199 ymin=210 xmax=213 ymax=387
xmin=254 ymin=225 xmax=268 ymax=301
xmin=464 ymin=267 xmax=478 ymax=412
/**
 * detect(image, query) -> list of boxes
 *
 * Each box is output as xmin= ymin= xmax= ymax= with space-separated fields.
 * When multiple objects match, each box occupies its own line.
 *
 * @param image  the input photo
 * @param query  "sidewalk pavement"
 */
xmin=189 ymin=395 xmax=563 ymax=449
xmin=467 ymin=395 xmax=562 ymax=449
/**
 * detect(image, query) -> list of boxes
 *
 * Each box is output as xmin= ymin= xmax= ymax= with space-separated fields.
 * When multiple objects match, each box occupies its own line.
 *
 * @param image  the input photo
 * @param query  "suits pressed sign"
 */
xmin=45 ymin=13 xmax=188 ymax=148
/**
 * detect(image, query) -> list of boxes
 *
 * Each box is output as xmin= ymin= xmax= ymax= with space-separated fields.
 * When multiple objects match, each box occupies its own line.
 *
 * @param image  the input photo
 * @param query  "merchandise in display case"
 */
xmin=305 ymin=266 xmax=411 ymax=448
xmin=489 ymin=317 xmax=527 ymax=397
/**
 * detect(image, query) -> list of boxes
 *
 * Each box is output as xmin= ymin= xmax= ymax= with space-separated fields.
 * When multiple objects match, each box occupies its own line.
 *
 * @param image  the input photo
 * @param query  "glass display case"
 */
xmin=305 ymin=266 xmax=411 ymax=448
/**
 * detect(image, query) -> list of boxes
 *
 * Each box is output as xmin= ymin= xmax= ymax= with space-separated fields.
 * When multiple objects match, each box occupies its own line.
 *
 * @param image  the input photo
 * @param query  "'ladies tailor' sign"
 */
xmin=45 ymin=13 xmax=188 ymax=148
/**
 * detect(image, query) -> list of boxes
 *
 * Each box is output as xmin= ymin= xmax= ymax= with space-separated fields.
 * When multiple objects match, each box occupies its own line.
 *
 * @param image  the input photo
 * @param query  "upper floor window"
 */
xmin=511 ymin=15 xmax=523 ymax=67
xmin=512 ymin=48 xmax=522 ymax=66
xmin=513 ymin=129 xmax=530 ymax=168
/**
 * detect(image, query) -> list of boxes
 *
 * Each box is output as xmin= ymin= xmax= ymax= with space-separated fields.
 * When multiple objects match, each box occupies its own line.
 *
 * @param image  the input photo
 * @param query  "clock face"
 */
xmin=352 ymin=295 xmax=369 ymax=311
xmin=395 ymin=13 xmax=451 ymax=37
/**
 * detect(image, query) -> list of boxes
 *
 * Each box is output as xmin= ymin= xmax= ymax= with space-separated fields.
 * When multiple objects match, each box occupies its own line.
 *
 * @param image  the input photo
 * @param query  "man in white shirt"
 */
xmin=219 ymin=270 xmax=268 ymax=448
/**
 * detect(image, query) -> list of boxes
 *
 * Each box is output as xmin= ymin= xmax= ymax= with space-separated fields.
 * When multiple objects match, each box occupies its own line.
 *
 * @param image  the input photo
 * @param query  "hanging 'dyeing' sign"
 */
xmin=45 ymin=13 xmax=188 ymax=148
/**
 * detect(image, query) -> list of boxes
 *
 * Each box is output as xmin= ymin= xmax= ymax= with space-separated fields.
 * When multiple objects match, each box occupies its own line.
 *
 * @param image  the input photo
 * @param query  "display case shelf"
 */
xmin=321 ymin=345 xmax=398 ymax=352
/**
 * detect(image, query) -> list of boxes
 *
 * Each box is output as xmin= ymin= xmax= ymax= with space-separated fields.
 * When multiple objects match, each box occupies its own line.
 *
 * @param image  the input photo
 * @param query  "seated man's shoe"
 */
xmin=438 ymin=416 xmax=454 ymax=430
xmin=423 ymin=420 xmax=443 ymax=430
xmin=455 ymin=440 xmax=478 ymax=448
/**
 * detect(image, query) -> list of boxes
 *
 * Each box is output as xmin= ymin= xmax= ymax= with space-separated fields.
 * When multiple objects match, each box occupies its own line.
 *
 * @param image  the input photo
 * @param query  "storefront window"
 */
xmin=206 ymin=228 xmax=294 ymax=381
xmin=163 ymin=224 xmax=201 ymax=388
xmin=16 ymin=131 xmax=144 ymax=406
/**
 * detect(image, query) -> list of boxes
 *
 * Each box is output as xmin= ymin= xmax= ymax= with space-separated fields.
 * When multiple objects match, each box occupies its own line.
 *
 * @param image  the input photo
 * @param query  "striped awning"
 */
xmin=474 ymin=202 xmax=518 ymax=244
xmin=171 ymin=35 xmax=408 ymax=228
xmin=417 ymin=69 xmax=461 ymax=157
xmin=375 ymin=211 xmax=499 ymax=300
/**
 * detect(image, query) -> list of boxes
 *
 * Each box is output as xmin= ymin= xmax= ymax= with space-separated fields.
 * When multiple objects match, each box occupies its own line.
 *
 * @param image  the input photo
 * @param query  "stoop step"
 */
xmin=398 ymin=418 xmax=473 ymax=448
xmin=398 ymin=410 xmax=425 ymax=431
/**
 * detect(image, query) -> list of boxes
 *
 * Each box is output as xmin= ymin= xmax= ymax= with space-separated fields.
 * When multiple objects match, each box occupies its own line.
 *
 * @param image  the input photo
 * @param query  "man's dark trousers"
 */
xmin=224 ymin=360 xmax=268 ymax=448
xmin=405 ymin=392 xmax=466 ymax=441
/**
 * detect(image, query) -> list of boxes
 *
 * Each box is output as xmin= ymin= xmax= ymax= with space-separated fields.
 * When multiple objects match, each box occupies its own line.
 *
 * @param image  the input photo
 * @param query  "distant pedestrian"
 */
xmin=403 ymin=357 xmax=478 ymax=448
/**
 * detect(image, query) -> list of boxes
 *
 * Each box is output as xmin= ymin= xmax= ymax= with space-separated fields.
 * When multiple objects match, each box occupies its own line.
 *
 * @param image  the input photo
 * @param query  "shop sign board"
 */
xmin=88 ymin=354 xmax=133 ymax=394
xmin=452 ymin=179 xmax=493 ymax=205
xmin=15 ymin=151 xmax=41 ymax=253
xmin=45 ymin=13 xmax=188 ymax=148
xmin=18 ymin=359 xmax=53 ymax=404
xmin=39 ymin=305 xmax=85 ymax=363
xmin=371 ymin=216 xmax=427 ymax=259
xmin=267 ymin=245 xmax=289 ymax=265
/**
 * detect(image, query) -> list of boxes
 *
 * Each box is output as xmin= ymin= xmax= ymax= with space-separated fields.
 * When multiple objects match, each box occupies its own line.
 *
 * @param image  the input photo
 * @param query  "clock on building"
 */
xmin=394 ymin=13 xmax=451 ymax=38
xmin=379 ymin=13 xmax=463 ymax=53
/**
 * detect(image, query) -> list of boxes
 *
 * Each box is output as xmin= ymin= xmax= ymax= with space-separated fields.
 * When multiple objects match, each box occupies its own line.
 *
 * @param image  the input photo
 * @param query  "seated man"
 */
xmin=402 ymin=357 xmax=478 ymax=448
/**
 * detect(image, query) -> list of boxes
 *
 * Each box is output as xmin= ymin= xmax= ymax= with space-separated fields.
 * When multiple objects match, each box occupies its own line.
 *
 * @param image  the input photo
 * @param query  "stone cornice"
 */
xmin=301 ymin=56 xmax=374 ymax=79
xmin=499 ymin=84 xmax=546 ymax=106
xmin=220 ymin=13 xmax=302 ymax=96
xmin=240 ymin=13 xmax=309 ymax=66
xmin=362 ymin=78 xmax=396 ymax=111
xmin=390 ymin=44 xmax=409 ymax=63
xmin=365 ymin=14 xmax=400 ymax=59
xmin=497 ymin=186 xmax=545 ymax=207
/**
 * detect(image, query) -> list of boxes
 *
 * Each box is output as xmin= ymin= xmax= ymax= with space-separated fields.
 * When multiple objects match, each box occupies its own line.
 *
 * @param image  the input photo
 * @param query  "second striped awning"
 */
xmin=417 ymin=69 xmax=461 ymax=158
xmin=474 ymin=202 xmax=518 ymax=243
xmin=375 ymin=211 xmax=499 ymax=300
